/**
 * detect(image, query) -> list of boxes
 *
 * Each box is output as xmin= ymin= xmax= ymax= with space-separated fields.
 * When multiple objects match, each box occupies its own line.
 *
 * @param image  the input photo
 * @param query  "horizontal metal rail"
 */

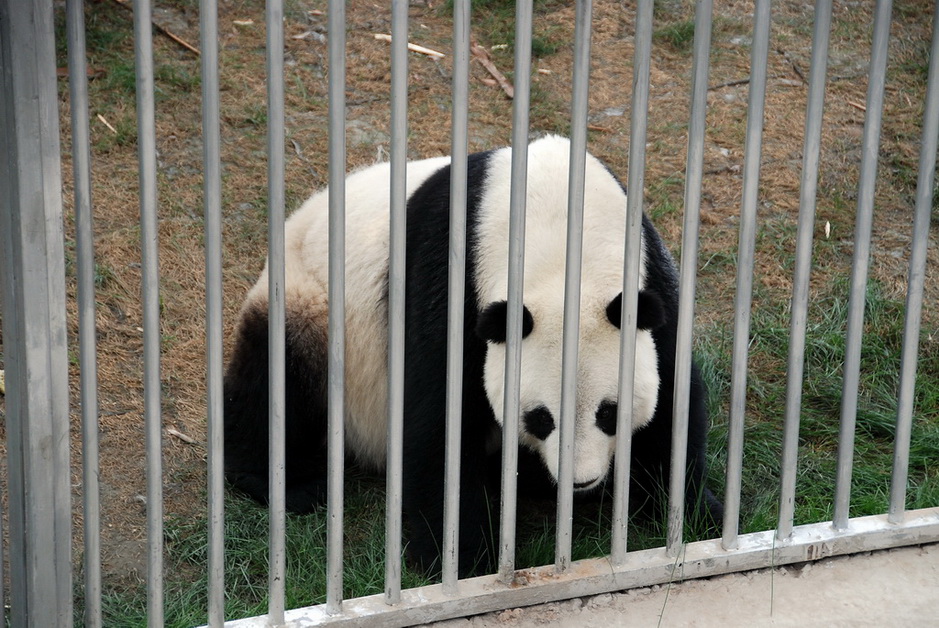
xmin=216 ymin=509 xmax=939 ymax=627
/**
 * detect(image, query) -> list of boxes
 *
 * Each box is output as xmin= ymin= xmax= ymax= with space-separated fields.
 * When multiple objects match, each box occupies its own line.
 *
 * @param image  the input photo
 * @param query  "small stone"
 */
xmin=587 ymin=592 xmax=614 ymax=608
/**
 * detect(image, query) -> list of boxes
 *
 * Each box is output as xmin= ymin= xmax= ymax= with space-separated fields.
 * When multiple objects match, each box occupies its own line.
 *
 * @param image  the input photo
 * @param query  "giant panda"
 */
xmin=224 ymin=135 xmax=723 ymax=578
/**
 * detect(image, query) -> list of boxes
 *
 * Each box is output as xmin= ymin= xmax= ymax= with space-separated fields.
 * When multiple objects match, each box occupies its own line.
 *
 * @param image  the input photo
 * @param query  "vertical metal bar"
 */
xmin=385 ymin=0 xmax=409 ymax=606
xmin=442 ymin=0 xmax=471 ymax=593
xmin=66 ymin=0 xmax=103 ymax=623
xmin=0 ymin=493 xmax=4 ymax=628
xmin=0 ymin=0 xmax=72 ymax=624
xmin=555 ymin=0 xmax=592 ymax=572
xmin=723 ymin=0 xmax=772 ymax=550
xmin=831 ymin=0 xmax=893 ymax=533
xmin=611 ymin=0 xmax=654 ymax=563
xmin=265 ymin=0 xmax=287 ymax=623
xmin=670 ymin=0 xmax=714 ymax=551
xmin=499 ymin=0 xmax=533 ymax=584
xmin=779 ymin=0 xmax=833 ymax=535
xmin=131 ymin=0 xmax=165 ymax=622
xmin=640 ymin=0 xmax=682 ymax=557
xmin=888 ymin=2 xmax=939 ymax=524
xmin=327 ymin=0 xmax=348 ymax=613
xmin=200 ymin=0 xmax=226 ymax=622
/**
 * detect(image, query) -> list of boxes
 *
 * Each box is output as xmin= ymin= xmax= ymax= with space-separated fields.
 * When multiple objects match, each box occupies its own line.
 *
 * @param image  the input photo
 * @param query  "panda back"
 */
xmin=276 ymin=155 xmax=453 ymax=468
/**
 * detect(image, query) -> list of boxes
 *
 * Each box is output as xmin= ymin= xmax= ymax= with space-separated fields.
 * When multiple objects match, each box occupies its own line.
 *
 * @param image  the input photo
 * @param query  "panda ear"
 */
xmin=606 ymin=291 xmax=666 ymax=331
xmin=476 ymin=301 xmax=534 ymax=343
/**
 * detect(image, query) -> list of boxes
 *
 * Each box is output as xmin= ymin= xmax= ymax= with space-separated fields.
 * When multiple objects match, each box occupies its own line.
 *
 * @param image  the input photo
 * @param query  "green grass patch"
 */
xmin=654 ymin=20 xmax=697 ymax=53
xmin=528 ymin=80 xmax=570 ymax=136
xmin=155 ymin=64 xmax=201 ymax=97
xmin=92 ymin=474 xmax=723 ymax=625
xmin=93 ymin=475 xmax=433 ymax=627
xmin=646 ymin=174 xmax=686 ymax=221
xmin=700 ymin=278 xmax=939 ymax=531
xmin=444 ymin=0 xmax=564 ymax=60
xmin=93 ymin=113 xmax=138 ymax=152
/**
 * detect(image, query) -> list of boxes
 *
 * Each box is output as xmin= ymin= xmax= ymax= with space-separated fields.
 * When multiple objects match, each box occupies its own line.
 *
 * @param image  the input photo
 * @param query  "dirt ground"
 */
xmin=0 ymin=0 xmax=937 ymax=605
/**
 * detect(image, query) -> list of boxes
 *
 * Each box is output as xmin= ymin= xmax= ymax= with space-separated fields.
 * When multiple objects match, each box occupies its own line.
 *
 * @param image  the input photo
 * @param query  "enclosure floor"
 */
xmin=424 ymin=542 xmax=939 ymax=627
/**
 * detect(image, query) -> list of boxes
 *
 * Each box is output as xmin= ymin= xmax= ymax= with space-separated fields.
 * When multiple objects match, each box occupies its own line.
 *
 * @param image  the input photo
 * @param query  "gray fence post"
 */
xmin=0 ymin=0 xmax=74 ymax=626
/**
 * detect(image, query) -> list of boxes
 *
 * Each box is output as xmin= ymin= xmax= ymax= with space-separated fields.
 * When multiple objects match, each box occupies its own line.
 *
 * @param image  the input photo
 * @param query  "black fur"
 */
xmin=475 ymin=301 xmax=534 ymax=343
xmin=606 ymin=290 xmax=667 ymax=331
xmin=224 ymin=300 xmax=330 ymax=513
xmin=522 ymin=406 xmax=556 ymax=441
xmin=595 ymin=400 xmax=617 ymax=436
xmin=626 ymin=214 xmax=724 ymax=525
xmin=400 ymin=150 xmax=500 ymax=576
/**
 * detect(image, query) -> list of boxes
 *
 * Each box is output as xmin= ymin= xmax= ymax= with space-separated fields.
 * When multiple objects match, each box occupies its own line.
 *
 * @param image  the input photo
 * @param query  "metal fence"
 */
xmin=1 ymin=0 xmax=938 ymax=626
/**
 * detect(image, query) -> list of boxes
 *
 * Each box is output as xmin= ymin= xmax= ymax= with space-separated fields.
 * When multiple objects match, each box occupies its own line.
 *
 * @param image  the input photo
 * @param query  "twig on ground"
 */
xmin=708 ymin=74 xmax=782 ymax=91
xmin=100 ymin=409 xmax=134 ymax=417
xmin=167 ymin=428 xmax=197 ymax=445
xmin=708 ymin=77 xmax=752 ymax=90
xmin=97 ymin=114 xmax=118 ymax=134
xmin=109 ymin=0 xmax=201 ymax=56
xmin=373 ymin=34 xmax=445 ymax=58
xmin=291 ymin=139 xmax=306 ymax=161
xmin=776 ymin=47 xmax=807 ymax=84
xmin=57 ymin=66 xmax=105 ymax=79
xmin=471 ymin=44 xmax=514 ymax=98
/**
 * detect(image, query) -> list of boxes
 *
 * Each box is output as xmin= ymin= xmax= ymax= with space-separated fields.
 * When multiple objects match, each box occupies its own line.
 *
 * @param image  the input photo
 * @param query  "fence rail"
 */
xmin=1 ymin=0 xmax=937 ymax=626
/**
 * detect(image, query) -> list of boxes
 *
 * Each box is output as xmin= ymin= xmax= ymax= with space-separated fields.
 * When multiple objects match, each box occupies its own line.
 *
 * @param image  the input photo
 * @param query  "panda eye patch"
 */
xmin=522 ymin=405 xmax=556 ymax=441
xmin=606 ymin=291 xmax=666 ymax=331
xmin=595 ymin=400 xmax=618 ymax=436
xmin=475 ymin=300 xmax=534 ymax=343
xmin=606 ymin=294 xmax=622 ymax=328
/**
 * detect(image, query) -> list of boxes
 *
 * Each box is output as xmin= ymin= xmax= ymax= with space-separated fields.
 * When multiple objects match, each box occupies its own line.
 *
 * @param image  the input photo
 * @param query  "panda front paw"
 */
xmin=284 ymin=480 xmax=327 ymax=514
xmin=404 ymin=531 xmax=495 ymax=580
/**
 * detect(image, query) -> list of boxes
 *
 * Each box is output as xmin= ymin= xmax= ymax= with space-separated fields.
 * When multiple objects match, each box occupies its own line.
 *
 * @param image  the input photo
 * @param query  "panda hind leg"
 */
xmin=224 ymin=294 xmax=330 ymax=514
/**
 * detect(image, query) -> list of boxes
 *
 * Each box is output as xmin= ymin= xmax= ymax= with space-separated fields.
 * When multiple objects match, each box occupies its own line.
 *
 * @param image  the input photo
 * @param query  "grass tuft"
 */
xmin=654 ymin=20 xmax=697 ymax=53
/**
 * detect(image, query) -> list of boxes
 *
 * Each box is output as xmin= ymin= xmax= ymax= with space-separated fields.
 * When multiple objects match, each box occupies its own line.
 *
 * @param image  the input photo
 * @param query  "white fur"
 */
xmin=245 ymin=155 xmax=451 ymax=468
xmin=475 ymin=136 xmax=659 ymax=488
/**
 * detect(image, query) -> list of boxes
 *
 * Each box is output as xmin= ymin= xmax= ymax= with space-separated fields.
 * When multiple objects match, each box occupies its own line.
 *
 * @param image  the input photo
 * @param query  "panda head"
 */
xmin=476 ymin=288 xmax=666 ymax=491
